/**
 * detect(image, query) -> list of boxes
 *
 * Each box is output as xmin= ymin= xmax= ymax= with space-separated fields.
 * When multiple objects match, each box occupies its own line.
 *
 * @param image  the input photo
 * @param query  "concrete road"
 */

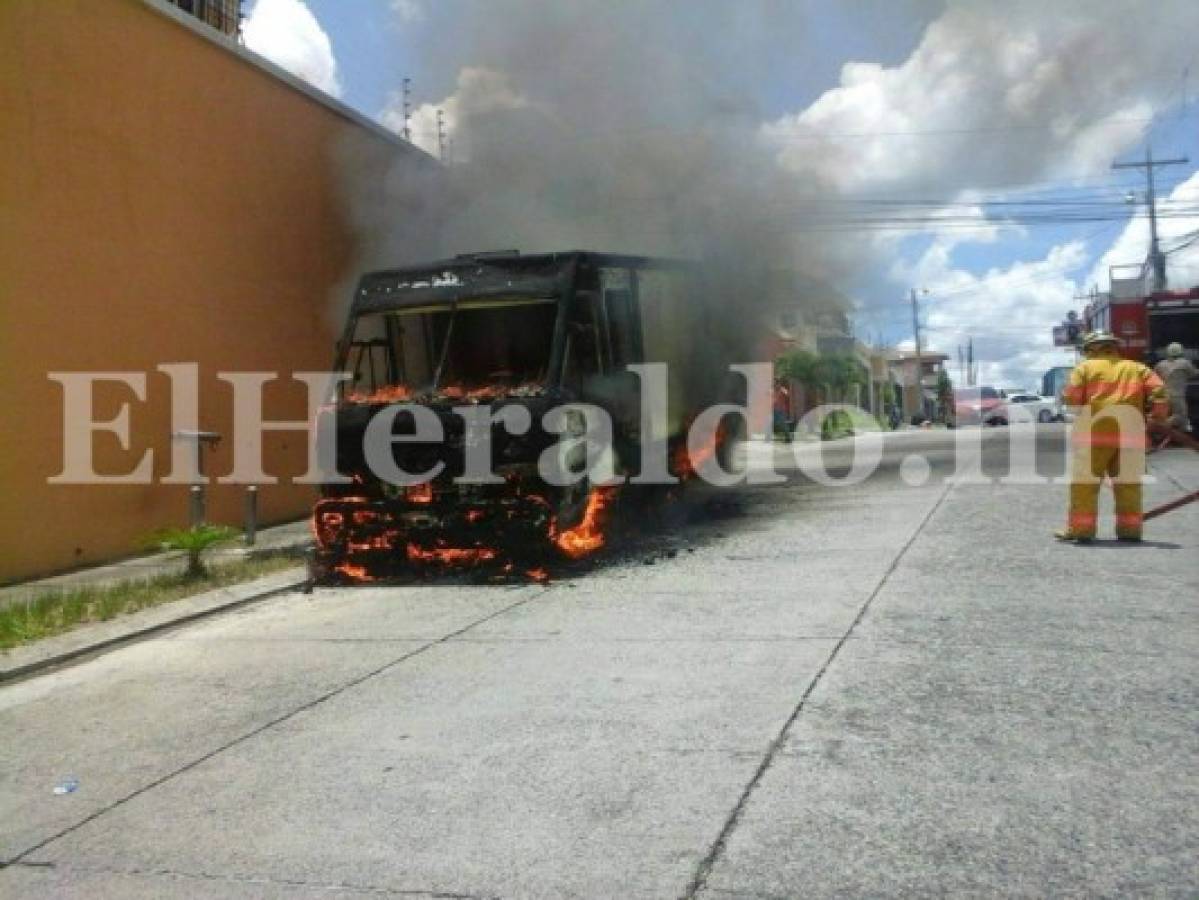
xmin=2 ymin=426 xmax=1196 ymax=897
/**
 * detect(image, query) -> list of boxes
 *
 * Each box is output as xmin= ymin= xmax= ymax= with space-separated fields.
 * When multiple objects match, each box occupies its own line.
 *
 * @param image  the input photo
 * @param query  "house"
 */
xmin=887 ymin=350 xmax=951 ymax=423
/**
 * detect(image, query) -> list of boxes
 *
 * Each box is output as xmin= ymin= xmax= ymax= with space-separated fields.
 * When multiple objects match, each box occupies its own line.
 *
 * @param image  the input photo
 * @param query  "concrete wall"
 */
xmin=0 ymin=0 xmax=429 ymax=582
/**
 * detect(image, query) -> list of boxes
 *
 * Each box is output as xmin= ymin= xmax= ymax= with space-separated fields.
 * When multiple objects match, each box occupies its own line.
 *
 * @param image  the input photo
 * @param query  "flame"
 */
xmin=334 ymin=562 xmax=374 ymax=582
xmin=672 ymin=420 xmax=727 ymax=480
xmin=345 ymin=381 xmax=544 ymax=405
xmin=437 ymin=381 xmax=543 ymax=403
xmin=346 ymin=384 xmax=413 ymax=404
xmin=312 ymin=497 xmax=372 ymax=549
xmin=526 ymin=567 xmax=550 ymax=583
xmin=407 ymin=482 xmax=434 ymax=504
xmin=552 ymin=486 xmax=619 ymax=559
xmin=406 ymin=543 xmax=499 ymax=566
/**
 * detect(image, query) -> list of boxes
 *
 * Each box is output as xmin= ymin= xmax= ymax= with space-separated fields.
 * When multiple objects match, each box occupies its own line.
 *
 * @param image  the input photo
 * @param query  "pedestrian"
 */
xmin=1056 ymin=331 xmax=1168 ymax=543
xmin=1153 ymin=342 xmax=1196 ymax=434
xmin=772 ymin=380 xmax=792 ymax=443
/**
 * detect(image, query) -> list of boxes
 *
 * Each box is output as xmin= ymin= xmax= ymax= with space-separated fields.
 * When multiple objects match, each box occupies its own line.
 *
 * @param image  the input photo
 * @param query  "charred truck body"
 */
xmin=312 ymin=251 xmax=741 ymax=581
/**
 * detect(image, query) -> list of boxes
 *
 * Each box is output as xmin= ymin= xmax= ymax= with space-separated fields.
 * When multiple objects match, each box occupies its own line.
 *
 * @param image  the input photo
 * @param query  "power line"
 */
xmin=764 ymin=116 xmax=1156 ymax=142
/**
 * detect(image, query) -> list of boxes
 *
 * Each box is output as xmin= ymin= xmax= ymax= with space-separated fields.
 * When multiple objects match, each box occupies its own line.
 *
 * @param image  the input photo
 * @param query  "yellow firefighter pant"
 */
xmin=1067 ymin=445 xmax=1143 ymax=538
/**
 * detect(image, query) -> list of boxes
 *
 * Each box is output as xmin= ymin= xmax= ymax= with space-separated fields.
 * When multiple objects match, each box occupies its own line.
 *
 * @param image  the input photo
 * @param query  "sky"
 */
xmin=240 ymin=0 xmax=1199 ymax=390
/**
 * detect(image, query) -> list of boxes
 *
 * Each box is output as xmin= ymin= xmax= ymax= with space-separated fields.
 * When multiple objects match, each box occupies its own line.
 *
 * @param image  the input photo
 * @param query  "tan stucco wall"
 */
xmin=0 ymin=0 xmax=425 ymax=582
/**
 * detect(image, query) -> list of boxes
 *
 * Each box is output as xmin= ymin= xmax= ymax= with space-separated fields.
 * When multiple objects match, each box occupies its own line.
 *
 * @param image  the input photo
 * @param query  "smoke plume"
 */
xmin=339 ymin=1 xmax=856 ymax=357
xmin=337 ymin=0 xmax=1199 ymax=386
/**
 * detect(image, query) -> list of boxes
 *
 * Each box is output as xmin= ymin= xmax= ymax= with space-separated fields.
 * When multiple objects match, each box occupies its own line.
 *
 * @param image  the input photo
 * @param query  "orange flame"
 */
xmin=345 ymin=381 xmax=544 ymax=406
xmin=407 ymin=482 xmax=434 ymax=504
xmin=346 ymin=384 xmax=413 ymax=404
xmin=334 ymin=562 xmax=374 ymax=582
xmin=406 ymin=543 xmax=499 ymax=566
xmin=672 ymin=420 xmax=726 ymax=480
xmin=553 ymin=486 xmax=619 ymax=559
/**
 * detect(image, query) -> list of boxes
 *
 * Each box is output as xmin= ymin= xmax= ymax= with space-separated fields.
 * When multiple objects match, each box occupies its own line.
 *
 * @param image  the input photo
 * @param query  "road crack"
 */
xmin=3 ymin=589 xmax=547 ymax=868
xmin=681 ymin=483 xmax=954 ymax=899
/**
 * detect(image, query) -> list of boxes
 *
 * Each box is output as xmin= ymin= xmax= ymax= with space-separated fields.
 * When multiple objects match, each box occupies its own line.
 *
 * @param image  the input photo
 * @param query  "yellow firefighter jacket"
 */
xmin=1062 ymin=350 xmax=1167 ymax=448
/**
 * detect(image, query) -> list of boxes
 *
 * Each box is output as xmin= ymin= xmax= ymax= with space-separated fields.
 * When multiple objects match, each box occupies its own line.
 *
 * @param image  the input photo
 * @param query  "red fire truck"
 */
xmin=1080 ymin=266 xmax=1199 ymax=427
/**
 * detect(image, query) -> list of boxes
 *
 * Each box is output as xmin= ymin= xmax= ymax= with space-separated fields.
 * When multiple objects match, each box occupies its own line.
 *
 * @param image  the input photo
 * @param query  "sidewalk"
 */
xmin=0 ymin=520 xmax=312 ymax=608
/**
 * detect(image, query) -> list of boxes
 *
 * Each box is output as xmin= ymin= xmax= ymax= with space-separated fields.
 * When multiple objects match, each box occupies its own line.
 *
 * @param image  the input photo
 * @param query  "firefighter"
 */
xmin=1154 ymin=342 xmax=1196 ymax=433
xmin=1056 ymin=330 xmax=1168 ymax=543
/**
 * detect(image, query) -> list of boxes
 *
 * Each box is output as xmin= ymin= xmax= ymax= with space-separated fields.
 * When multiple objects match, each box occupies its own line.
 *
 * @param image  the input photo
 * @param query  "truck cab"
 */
xmin=311 ymin=250 xmax=735 ymax=580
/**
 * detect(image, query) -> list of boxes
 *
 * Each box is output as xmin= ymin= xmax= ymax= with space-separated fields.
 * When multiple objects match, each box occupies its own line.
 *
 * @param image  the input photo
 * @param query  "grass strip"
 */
xmin=0 ymin=554 xmax=301 ymax=650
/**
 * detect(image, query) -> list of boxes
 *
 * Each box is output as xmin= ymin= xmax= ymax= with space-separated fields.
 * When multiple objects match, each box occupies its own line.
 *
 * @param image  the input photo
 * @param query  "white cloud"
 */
xmin=243 ymin=0 xmax=343 ymax=98
xmin=763 ymin=2 xmax=1191 ymax=197
xmin=379 ymin=67 xmax=532 ymax=158
xmin=389 ymin=0 xmax=425 ymax=24
xmin=757 ymin=0 xmax=1198 ymax=386
xmin=890 ymin=236 xmax=1090 ymax=388
xmin=1088 ymin=170 xmax=1199 ymax=293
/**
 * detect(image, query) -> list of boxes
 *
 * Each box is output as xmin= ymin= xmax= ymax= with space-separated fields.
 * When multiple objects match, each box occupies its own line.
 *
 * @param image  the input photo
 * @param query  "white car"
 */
xmin=1001 ymin=390 xmax=1061 ymax=424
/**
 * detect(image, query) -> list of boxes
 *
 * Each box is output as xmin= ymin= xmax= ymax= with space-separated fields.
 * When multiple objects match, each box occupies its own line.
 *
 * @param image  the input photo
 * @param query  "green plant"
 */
xmin=820 ymin=408 xmax=856 ymax=440
xmin=145 ymin=524 xmax=240 ymax=578
xmin=0 ymin=554 xmax=301 ymax=650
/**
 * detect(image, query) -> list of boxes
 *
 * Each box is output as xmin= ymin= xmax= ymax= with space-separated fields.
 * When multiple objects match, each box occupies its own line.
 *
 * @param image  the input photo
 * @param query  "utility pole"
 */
xmin=400 ymin=77 xmax=412 ymax=142
xmin=436 ymin=108 xmax=447 ymax=162
xmin=909 ymin=288 xmax=924 ymax=419
xmin=1112 ymin=147 xmax=1188 ymax=292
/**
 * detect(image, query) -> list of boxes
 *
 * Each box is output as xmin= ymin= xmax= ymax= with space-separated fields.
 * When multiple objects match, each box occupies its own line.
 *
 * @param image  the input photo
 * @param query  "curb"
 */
xmin=0 ymin=568 xmax=308 ymax=686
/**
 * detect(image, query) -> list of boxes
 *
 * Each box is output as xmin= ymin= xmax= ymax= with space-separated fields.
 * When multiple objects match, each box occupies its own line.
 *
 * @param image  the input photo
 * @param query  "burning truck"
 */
xmin=310 ymin=250 xmax=744 ymax=582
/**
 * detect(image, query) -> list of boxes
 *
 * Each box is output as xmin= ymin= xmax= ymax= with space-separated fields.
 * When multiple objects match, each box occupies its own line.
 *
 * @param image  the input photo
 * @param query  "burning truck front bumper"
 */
xmin=310 ymin=486 xmax=557 ymax=581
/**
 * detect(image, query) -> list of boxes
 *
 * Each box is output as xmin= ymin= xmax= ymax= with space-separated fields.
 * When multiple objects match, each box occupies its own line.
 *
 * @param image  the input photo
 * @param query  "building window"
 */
xmin=165 ymin=0 xmax=242 ymax=38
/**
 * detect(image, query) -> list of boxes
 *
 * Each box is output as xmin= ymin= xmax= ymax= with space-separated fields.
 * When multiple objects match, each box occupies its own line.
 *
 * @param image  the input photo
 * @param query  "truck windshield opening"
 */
xmin=342 ymin=297 xmax=558 ymax=403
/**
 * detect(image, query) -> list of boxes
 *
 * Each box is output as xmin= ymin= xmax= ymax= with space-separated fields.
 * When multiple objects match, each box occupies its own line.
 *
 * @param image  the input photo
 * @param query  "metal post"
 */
xmin=189 ymin=485 xmax=206 ymax=528
xmin=244 ymin=486 xmax=258 ymax=546
xmin=910 ymin=288 xmax=923 ymax=420
xmin=173 ymin=430 xmax=220 ymax=530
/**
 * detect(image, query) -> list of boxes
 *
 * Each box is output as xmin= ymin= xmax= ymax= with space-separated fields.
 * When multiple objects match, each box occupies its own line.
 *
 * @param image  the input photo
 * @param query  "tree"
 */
xmin=936 ymin=369 xmax=954 ymax=423
xmin=813 ymin=353 xmax=869 ymax=402
xmin=775 ymin=349 xmax=819 ymax=388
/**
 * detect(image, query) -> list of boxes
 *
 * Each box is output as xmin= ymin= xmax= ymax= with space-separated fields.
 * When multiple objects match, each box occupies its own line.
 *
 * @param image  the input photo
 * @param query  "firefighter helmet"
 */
xmin=1167 ymin=342 xmax=1184 ymax=358
xmin=1081 ymin=330 xmax=1119 ymax=350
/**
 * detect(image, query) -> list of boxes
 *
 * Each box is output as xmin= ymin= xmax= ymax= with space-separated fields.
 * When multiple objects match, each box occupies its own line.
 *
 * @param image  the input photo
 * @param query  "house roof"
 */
xmin=887 ymin=350 xmax=950 ymax=362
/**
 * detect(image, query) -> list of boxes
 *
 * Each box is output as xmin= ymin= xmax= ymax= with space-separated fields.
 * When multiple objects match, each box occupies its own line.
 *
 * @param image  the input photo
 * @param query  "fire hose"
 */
xmin=1144 ymin=422 xmax=1199 ymax=521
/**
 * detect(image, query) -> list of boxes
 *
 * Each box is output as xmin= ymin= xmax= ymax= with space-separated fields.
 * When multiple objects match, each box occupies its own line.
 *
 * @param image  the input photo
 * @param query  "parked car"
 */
xmin=954 ymin=386 xmax=1007 ymax=426
xmin=1001 ymin=390 xmax=1061 ymax=424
